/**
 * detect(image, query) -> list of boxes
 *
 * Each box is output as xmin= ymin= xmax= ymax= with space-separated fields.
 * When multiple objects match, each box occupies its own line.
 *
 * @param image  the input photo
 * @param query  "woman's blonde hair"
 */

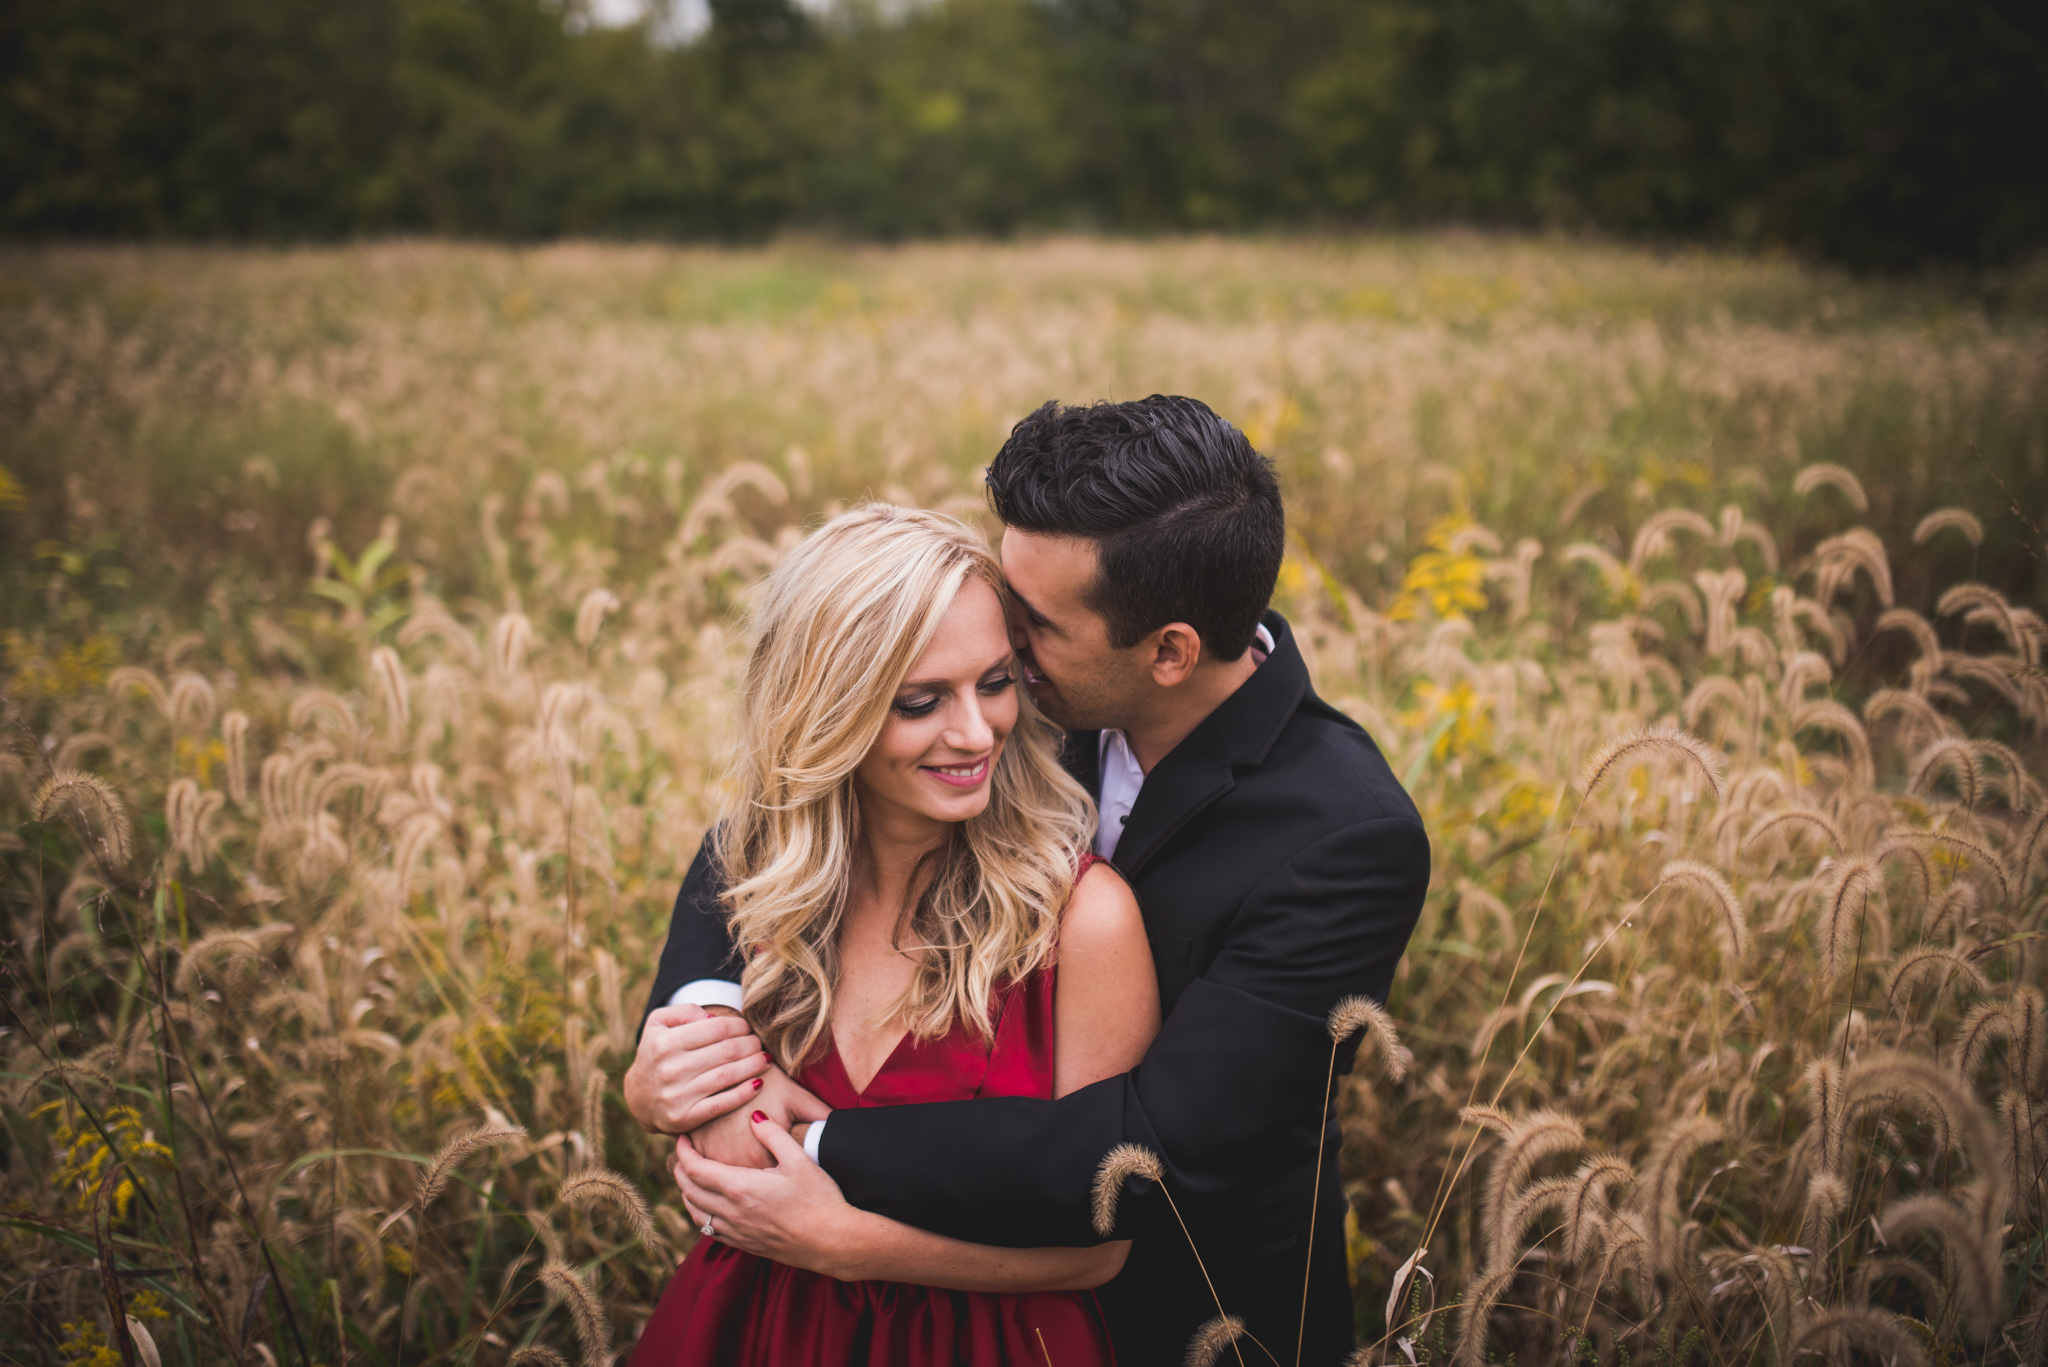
xmin=716 ymin=503 xmax=1094 ymax=1072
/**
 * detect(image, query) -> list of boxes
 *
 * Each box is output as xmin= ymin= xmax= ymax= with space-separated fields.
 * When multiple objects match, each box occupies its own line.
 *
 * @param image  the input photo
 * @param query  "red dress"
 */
xmin=632 ymin=857 xmax=1116 ymax=1367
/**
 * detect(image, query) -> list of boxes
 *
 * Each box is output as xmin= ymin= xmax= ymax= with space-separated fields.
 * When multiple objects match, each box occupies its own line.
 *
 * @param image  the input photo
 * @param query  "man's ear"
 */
xmin=1147 ymin=623 xmax=1204 ymax=688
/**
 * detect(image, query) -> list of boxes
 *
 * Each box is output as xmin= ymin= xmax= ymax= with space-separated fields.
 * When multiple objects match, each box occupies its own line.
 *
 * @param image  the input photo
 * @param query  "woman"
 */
xmin=632 ymin=504 xmax=1159 ymax=1366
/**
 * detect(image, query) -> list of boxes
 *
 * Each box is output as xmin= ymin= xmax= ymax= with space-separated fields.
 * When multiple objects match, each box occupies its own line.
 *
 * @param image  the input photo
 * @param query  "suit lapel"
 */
xmin=1110 ymin=750 xmax=1233 ymax=878
xmin=1109 ymin=611 xmax=1310 ymax=879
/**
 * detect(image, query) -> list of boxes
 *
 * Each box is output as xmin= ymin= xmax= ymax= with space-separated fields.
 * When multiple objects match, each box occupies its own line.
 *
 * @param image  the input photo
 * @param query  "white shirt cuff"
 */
xmin=803 ymin=1117 xmax=827 ymax=1162
xmin=666 ymin=979 xmax=745 ymax=1013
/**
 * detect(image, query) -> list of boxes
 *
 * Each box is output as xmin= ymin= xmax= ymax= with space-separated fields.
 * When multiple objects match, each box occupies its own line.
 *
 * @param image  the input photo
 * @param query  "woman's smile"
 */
xmin=922 ymin=755 xmax=990 ymax=788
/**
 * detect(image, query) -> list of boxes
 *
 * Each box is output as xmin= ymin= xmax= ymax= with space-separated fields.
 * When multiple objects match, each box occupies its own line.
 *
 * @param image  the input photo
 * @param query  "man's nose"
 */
xmin=1005 ymin=604 xmax=1032 ymax=651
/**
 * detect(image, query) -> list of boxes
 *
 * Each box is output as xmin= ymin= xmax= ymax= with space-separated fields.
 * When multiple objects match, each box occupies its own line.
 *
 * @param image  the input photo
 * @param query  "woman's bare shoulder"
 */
xmin=1060 ymin=859 xmax=1147 ymax=957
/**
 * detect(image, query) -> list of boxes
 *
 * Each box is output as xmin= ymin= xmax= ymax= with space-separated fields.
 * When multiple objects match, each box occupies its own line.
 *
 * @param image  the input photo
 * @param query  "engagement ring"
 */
xmin=701 ymin=1219 xmax=715 ymax=1237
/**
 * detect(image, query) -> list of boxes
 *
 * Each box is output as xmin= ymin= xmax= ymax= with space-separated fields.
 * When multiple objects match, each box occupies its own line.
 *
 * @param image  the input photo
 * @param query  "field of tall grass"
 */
xmin=1 ymin=236 xmax=2044 ymax=1366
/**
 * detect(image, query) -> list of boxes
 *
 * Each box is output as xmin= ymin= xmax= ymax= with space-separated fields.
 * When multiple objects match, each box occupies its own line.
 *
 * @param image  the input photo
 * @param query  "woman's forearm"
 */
xmin=812 ymin=1209 xmax=1129 ymax=1292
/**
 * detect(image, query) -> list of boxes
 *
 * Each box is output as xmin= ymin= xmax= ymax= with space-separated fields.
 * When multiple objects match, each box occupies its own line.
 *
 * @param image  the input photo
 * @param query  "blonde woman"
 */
xmin=631 ymin=504 xmax=1158 ymax=1366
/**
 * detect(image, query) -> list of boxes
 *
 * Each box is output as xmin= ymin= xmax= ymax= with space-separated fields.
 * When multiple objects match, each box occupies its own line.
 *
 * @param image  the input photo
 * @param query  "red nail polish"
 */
xmin=750 ymin=1077 xmax=763 ymax=1090
xmin=751 ymin=1110 xmax=767 ymax=1123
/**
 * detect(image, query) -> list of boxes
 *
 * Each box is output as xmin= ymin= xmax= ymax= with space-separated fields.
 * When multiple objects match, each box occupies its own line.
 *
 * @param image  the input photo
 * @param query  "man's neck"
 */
xmin=1121 ymin=650 xmax=1261 ymax=773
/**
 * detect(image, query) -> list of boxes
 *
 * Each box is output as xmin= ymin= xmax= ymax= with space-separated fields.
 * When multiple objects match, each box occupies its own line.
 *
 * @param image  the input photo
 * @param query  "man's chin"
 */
xmin=1028 ymin=687 xmax=1078 ymax=729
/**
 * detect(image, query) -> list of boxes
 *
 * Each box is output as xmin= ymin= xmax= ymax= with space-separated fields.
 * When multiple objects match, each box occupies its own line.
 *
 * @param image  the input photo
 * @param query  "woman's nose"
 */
xmin=949 ymin=695 xmax=995 ymax=752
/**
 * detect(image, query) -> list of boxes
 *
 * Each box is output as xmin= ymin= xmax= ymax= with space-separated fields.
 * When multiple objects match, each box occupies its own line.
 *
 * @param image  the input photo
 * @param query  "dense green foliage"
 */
xmin=2 ymin=0 xmax=2045 ymax=264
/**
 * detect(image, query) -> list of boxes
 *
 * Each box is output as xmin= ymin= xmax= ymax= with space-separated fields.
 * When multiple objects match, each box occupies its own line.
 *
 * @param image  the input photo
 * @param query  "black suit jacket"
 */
xmin=643 ymin=611 xmax=1430 ymax=1367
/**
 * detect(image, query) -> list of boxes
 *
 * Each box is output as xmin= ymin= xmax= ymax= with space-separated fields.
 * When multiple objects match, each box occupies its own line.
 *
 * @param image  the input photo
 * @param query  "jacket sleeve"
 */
xmin=638 ymin=830 xmax=742 ymax=1040
xmin=815 ymin=814 xmax=1431 ymax=1247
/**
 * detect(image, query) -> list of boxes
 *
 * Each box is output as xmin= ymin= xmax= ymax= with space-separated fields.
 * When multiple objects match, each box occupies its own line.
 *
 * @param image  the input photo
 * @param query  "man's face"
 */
xmin=999 ymin=528 xmax=1154 ymax=732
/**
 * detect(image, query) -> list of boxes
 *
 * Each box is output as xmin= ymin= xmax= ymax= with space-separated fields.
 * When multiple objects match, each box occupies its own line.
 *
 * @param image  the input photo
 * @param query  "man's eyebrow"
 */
xmin=1007 ymin=586 xmax=1052 ymax=625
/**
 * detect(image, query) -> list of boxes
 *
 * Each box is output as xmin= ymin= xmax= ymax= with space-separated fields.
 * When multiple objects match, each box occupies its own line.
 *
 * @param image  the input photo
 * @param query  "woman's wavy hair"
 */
xmin=715 ymin=503 xmax=1094 ymax=1072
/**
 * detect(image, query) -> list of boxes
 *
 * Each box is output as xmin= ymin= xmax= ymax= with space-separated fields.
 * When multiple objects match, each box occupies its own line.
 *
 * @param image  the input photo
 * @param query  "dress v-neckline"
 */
xmin=828 ymin=1025 xmax=915 ymax=1098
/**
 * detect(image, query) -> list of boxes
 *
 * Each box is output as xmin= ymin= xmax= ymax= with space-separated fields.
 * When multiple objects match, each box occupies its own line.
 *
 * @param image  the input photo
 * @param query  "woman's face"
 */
xmin=855 ymin=577 xmax=1020 ymax=835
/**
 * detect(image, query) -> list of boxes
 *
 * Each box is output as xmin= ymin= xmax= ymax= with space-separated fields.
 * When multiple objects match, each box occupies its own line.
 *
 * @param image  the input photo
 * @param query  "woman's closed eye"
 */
xmin=892 ymin=693 xmax=940 ymax=718
xmin=893 ymin=673 xmax=1010 ymax=717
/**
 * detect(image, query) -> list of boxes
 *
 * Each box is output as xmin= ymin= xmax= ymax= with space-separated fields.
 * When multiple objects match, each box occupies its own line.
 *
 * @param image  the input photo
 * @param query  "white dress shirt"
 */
xmin=673 ymin=620 xmax=1276 ymax=1162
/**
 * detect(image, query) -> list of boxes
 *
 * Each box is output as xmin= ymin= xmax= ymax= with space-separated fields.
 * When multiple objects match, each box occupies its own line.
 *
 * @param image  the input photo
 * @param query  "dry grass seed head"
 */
xmin=1956 ymin=991 xmax=2045 ymax=1091
xmin=1851 ymin=1255 xmax=1944 ymax=1310
xmin=1561 ymin=542 xmax=1631 ymax=596
xmin=415 ymin=1124 xmax=527 ymax=1211
xmin=221 ymin=709 xmax=253 ymax=803
xmin=1450 ymin=1266 xmax=1518 ymax=1367
xmin=31 ymin=768 xmax=132 ymax=865
xmin=508 ymin=1350 xmax=572 ymax=1367
xmin=580 ymin=1070 xmax=606 ymax=1160
xmin=370 ymin=646 xmax=409 ymax=733
xmin=1793 ymin=462 xmax=1870 ymax=511
xmin=554 ymin=1168 xmax=659 ymax=1253
xmin=1743 ymin=808 xmax=1845 ymax=859
xmin=1183 ymin=1314 xmax=1249 ymax=1367
xmin=1923 ymin=877 xmax=1979 ymax=941
xmin=493 ymin=612 xmax=534 ymax=678
xmin=1812 ymin=528 xmax=1895 ymax=608
xmin=1884 ymin=947 xmax=1989 ymax=1018
xmin=1997 ymin=1091 xmax=2042 ymax=1214
xmin=1938 ymin=582 xmax=2023 ymax=657
xmin=1655 ymin=858 xmax=1749 ymax=961
xmin=1580 ymin=725 xmax=1725 ymax=802
xmin=1562 ymin=1154 xmax=1634 ymax=1264
xmin=11 ymin=1059 xmax=117 ymax=1108
xmin=1817 ymin=859 xmax=1880 ymax=982
xmin=1906 ymin=831 xmax=2013 ymax=904
xmin=538 ymin=1258 xmax=612 ymax=1367
xmin=1802 ymin=1059 xmax=1845 ymax=1178
xmin=1092 ymin=1143 xmax=1164 ymax=1238
xmin=1915 ymin=508 xmax=1985 ymax=547
xmin=1463 ymin=1108 xmax=1585 ymax=1258
xmin=1878 ymin=1193 xmax=2004 ymax=1338
xmin=574 ymin=589 xmax=620 ymax=648
xmin=1494 ymin=1174 xmax=1573 ymax=1273
xmin=1846 ymin=1054 xmax=2004 ymax=1214
xmin=1628 ymin=509 xmax=1716 ymax=573
xmin=1641 ymin=1115 xmax=1725 ymax=1277
xmin=1802 ymin=1171 xmax=1849 ymax=1253
xmin=1328 ymin=995 xmax=1407 ymax=1080
xmin=2017 ymin=806 xmax=2048 ymax=886
xmin=1794 ymin=1309 xmax=1929 ymax=1367
xmin=1911 ymin=738 xmax=1980 ymax=806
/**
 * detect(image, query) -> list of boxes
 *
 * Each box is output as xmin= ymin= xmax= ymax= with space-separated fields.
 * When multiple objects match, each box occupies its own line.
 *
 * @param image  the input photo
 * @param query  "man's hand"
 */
xmin=623 ymin=1003 xmax=773 ymax=1135
xmin=687 ymin=1067 xmax=830 ymax=1169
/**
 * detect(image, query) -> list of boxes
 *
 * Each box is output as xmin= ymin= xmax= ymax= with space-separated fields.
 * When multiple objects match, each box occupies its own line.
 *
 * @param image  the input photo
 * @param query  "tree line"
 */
xmin=3 ymin=0 xmax=2043 ymax=267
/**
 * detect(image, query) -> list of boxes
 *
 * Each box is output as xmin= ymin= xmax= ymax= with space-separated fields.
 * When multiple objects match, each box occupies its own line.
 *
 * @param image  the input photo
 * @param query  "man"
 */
xmin=627 ymin=395 xmax=1429 ymax=1366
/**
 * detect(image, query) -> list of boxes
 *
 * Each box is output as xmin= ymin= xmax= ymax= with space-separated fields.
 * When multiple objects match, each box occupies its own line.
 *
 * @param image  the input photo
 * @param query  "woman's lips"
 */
xmin=922 ymin=756 xmax=990 ymax=788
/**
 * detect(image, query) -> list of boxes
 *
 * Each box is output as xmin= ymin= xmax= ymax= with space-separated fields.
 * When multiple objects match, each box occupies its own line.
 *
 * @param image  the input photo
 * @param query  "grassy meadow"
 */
xmin=1 ymin=236 xmax=2045 ymax=1366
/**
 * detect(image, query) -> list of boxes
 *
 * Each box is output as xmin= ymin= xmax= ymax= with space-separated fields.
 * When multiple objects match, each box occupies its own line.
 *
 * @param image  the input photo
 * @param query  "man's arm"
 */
xmin=639 ymin=830 xmax=746 ymax=1035
xmin=675 ymin=1120 xmax=1132 ymax=1291
xmin=625 ymin=830 xmax=817 ymax=1152
xmin=815 ymin=815 xmax=1431 ymax=1247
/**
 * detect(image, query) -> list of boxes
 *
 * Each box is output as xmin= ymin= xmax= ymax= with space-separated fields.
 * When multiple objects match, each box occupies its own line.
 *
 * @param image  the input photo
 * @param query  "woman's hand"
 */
xmin=673 ymin=1113 xmax=865 ymax=1278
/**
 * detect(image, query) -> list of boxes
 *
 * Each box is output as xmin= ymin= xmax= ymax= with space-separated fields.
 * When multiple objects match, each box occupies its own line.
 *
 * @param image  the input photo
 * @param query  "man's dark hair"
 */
xmin=985 ymin=395 xmax=1284 ymax=661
